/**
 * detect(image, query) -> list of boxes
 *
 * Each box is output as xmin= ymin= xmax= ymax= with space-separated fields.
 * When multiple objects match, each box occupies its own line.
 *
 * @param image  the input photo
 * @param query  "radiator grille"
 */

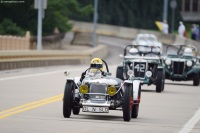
xmin=173 ymin=61 xmax=184 ymax=75
xmin=89 ymin=83 xmax=107 ymax=94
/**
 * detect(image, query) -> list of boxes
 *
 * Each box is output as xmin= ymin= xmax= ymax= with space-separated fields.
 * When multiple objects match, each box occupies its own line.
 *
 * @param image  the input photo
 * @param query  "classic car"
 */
xmin=116 ymin=34 xmax=165 ymax=93
xmin=164 ymin=44 xmax=200 ymax=86
xmin=63 ymin=59 xmax=142 ymax=121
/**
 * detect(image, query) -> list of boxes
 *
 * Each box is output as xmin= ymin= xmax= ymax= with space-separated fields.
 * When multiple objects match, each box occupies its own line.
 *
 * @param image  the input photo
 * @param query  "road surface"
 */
xmin=0 ymin=36 xmax=200 ymax=133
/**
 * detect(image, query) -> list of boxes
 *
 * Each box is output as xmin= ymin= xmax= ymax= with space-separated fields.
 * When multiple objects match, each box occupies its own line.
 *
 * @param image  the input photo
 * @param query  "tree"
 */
xmin=0 ymin=0 xmax=93 ymax=36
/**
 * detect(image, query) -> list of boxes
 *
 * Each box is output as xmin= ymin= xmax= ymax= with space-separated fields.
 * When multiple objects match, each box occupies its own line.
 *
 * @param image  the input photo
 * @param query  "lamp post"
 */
xmin=34 ymin=0 xmax=47 ymax=50
xmin=170 ymin=0 xmax=177 ymax=33
xmin=163 ymin=0 xmax=168 ymax=22
xmin=93 ymin=0 xmax=98 ymax=47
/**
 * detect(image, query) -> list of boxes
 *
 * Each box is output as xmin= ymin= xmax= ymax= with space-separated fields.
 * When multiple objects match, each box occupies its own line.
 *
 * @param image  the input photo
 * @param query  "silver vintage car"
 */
xmin=63 ymin=59 xmax=142 ymax=121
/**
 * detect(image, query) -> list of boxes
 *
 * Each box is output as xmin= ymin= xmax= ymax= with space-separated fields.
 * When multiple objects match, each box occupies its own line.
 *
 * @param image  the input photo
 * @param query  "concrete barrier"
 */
xmin=0 ymin=45 xmax=108 ymax=70
xmin=70 ymin=20 xmax=200 ymax=55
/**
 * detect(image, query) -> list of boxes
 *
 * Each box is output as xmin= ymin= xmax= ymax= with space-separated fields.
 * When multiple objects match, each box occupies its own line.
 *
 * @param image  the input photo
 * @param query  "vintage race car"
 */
xmin=132 ymin=33 xmax=163 ymax=54
xmin=116 ymin=34 xmax=165 ymax=93
xmin=63 ymin=59 xmax=141 ymax=121
xmin=164 ymin=44 xmax=200 ymax=85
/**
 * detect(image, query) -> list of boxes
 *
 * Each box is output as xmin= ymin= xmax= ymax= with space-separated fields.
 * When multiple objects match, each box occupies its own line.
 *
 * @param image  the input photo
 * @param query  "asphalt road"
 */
xmin=0 ymin=36 xmax=200 ymax=133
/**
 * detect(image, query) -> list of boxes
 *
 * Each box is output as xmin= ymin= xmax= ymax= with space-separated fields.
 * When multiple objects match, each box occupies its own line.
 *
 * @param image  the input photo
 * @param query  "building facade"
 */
xmin=181 ymin=0 xmax=200 ymax=22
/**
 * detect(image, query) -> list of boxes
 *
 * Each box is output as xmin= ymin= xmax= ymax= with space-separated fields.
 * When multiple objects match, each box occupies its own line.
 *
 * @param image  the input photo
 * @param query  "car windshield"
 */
xmin=85 ymin=68 xmax=102 ymax=78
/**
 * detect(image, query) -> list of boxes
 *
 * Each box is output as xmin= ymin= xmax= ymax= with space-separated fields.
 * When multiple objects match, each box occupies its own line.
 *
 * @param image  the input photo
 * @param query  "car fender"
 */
xmin=66 ymin=77 xmax=80 ymax=84
xmin=132 ymin=80 xmax=141 ymax=101
xmin=123 ymin=80 xmax=141 ymax=101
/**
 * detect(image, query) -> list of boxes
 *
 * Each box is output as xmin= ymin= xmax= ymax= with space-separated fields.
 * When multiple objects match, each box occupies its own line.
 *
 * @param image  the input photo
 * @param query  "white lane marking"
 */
xmin=179 ymin=108 xmax=200 ymax=133
xmin=0 ymin=68 xmax=84 ymax=81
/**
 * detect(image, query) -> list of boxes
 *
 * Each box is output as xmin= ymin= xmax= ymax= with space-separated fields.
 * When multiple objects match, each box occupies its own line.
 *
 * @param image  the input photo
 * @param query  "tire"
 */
xmin=131 ymin=105 xmax=139 ymax=118
xmin=193 ymin=73 xmax=200 ymax=86
xmin=156 ymin=70 xmax=164 ymax=93
xmin=116 ymin=66 xmax=124 ymax=80
xmin=123 ymin=84 xmax=133 ymax=121
xmin=73 ymin=98 xmax=80 ymax=115
xmin=73 ymin=107 xmax=80 ymax=115
xmin=132 ymin=84 xmax=141 ymax=118
xmin=63 ymin=81 xmax=74 ymax=118
xmin=162 ymin=71 xmax=165 ymax=91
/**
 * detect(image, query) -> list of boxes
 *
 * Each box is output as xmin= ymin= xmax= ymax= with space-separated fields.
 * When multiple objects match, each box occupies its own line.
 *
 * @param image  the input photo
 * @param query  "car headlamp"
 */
xmin=107 ymin=86 xmax=116 ymax=96
xmin=186 ymin=60 xmax=193 ymax=67
xmin=79 ymin=85 xmax=88 ymax=94
xmin=127 ymin=70 xmax=134 ymax=77
xmin=145 ymin=71 xmax=152 ymax=77
xmin=165 ymin=59 xmax=171 ymax=65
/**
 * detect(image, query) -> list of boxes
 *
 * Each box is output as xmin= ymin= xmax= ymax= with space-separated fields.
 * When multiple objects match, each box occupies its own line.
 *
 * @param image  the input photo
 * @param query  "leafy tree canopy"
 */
xmin=0 ymin=0 xmax=93 ymax=36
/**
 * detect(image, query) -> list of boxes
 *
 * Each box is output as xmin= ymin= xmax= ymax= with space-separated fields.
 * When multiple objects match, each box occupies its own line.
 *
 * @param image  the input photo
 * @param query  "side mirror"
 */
xmin=64 ymin=71 xmax=70 ymax=76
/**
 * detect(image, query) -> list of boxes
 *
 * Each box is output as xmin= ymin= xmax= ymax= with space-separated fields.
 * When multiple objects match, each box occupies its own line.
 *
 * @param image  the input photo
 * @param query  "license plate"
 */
xmin=82 ymin=106 xmax=109 ymax=113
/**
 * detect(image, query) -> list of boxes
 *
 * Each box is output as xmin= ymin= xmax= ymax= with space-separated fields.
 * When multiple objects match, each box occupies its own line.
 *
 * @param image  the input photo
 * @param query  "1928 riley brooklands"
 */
xmin=164 ymin=44 xmax=200 ymax=86
xmin=116 ymin=34 xmax=165 ymax=93
xmin=63 ymin=58 xmax=141 ymax=121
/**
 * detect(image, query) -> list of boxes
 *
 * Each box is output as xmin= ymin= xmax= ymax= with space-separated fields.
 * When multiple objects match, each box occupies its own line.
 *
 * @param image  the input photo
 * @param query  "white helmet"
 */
xmin=129 ymin=48 xmax=139 ymax=55
xmin=183 ymin=48 xmax=193 ymax=56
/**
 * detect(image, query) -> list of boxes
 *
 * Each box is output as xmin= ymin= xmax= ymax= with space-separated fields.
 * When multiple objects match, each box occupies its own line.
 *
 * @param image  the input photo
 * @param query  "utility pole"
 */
xmin=163 ymin=0 xmax=168 ymax=22
xmin=93 ymin=0 xmax=98 ymax=47
xmin=34 ymin=0 xmax=47 ymax=50
xmin=37 ymin=0 xmax=42 ymax=50
xmin=170 ymin=0 xmax=177 ymax=33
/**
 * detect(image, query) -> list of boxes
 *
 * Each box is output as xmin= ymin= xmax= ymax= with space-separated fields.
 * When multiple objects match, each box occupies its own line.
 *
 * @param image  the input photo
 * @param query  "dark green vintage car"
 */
xmin=164 ymin=44 xmax=200 ymax=86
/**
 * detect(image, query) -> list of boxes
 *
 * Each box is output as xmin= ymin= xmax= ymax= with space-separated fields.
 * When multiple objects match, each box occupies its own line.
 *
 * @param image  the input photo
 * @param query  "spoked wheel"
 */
xmin=123 ymin=84 xmax=133 ymax=121
xmin=156 ymin=70 xmax=164 ymax=93
xmin=63 ymin=81 xmax=74 ymax=118
xmin=132 ymin=84 xmax=141 ymax=118
xmin=193 ymin=73 xmax=200 ymax=86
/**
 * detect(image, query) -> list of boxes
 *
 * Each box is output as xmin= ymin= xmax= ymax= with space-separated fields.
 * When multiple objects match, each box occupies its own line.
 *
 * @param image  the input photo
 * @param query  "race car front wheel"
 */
xmin=193 ymin=73 xmax=200 ymax=86
xmin=63 ymin=81 xmax=74 ymax=118
xmin=123 ymin=84 xmax=133 ymax=121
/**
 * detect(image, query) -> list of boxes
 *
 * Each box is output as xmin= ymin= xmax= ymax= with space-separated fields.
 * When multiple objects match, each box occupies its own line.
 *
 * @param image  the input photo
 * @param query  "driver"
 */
xmin=80 ymin=58 xmax=104 ymax=82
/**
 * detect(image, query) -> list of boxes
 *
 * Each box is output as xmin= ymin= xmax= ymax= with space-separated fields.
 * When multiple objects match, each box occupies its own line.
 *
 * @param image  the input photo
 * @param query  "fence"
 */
xmin=0 ymin=31 xmax=30 ymax=50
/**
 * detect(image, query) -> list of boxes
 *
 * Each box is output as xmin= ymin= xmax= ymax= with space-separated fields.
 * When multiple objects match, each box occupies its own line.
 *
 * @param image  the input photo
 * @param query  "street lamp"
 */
xmin=93 ymin=0 xmax=98 ymax=47
xmin=170 ymin=0 xmax=177 ymax=33
xmin=163 ymin=0 xmax=168 ymax=22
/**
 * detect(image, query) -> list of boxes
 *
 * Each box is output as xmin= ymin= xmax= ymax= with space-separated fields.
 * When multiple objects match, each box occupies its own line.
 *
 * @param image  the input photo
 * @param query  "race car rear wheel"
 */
xmin=131 ymin=105 xmax=139 ymax=118
xmin=132 ymin=84 xmax=141 ymax=118
xmin=116 ymin=65 xmax=124 ymax=80
xmin=63 ymin=81 xmax=74 ymax=118
xmin=73 ymin=107 xmax=80 ymax=115
xmin=73 ymin=98 xmax=80 ymax=115
xmin=193 ymin=73 xmax=200 ymax=86
xmin=123 ymin=84 xmax=133 ymax=121
xmin=156 ymin=70 xmax=164 ymax=93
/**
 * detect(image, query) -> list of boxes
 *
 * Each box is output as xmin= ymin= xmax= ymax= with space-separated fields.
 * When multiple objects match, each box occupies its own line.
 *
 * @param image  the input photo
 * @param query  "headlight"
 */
xmin=127 ymin=70 xmax=134 ymax=77
xmin=145 ymin=71 xmax=152 ymax=77
xmin=186 ymin=60 xmax=193 ymax=67
xmin=107 ymin=86 xmax=116 ymax=96
xmin=165 ymin=59 xmax=171 ymax=65
xmin=79 ymin=85 xmax=88 ymax=94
